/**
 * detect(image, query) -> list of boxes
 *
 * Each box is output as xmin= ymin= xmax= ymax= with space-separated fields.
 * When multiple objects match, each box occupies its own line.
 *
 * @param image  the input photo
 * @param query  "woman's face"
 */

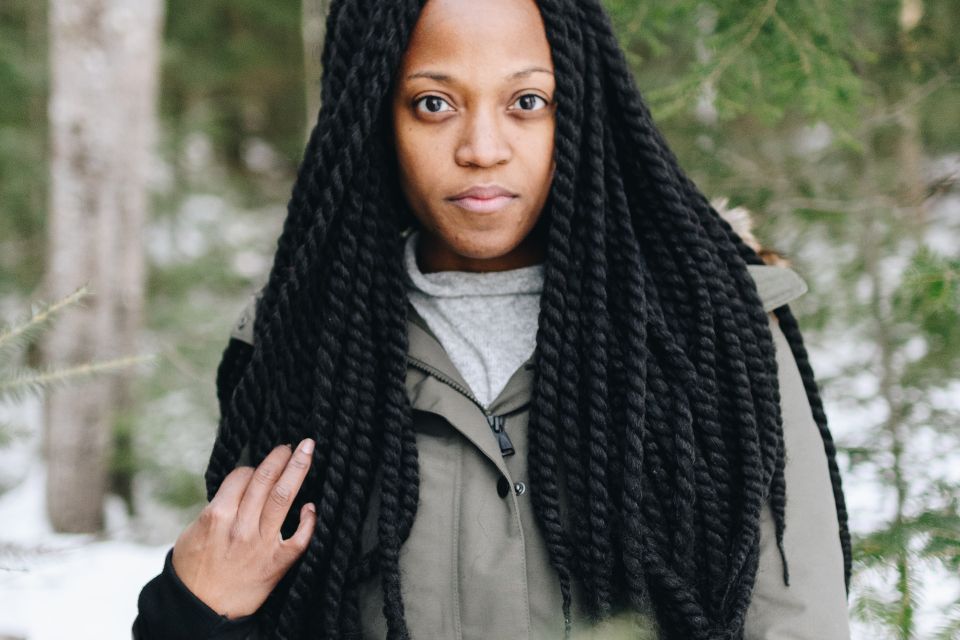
xmin=391 ymin=0 xmax=556 ymax=273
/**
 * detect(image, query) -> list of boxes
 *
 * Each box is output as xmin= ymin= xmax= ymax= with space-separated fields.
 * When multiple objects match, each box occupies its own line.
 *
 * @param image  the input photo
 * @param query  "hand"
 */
xmin=171 ymin=438 xmax=317 ymax=619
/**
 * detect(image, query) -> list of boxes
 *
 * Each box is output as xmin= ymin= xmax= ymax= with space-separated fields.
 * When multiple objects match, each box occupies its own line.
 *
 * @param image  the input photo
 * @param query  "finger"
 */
xmin=278 ymin=502 xmax=316 ymax=565
xmin=236 ymin=443 xmax=295 ymax=527
xmin=208 ymin=465 xmax=255 ymax=513
xmin=259 ymin=438 xmax=315 ymax=537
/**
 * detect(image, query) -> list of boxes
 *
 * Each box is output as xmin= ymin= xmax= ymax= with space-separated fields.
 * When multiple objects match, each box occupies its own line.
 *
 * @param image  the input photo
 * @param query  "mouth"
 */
xmin=446 ymin=184 xmax=519 ymax=214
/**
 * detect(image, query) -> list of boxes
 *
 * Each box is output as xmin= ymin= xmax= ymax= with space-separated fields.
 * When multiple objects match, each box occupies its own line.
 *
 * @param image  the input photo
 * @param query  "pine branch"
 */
xmin=0 ymin=286 xmax=90 ymax=357
xmin=0 ymin=354 xmax=155 ymax=404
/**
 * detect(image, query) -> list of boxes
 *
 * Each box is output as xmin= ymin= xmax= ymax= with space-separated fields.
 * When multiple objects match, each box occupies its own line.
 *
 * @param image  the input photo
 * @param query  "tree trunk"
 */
xmin=302 ymin=0 xmax=332 ymax=140
xmin=44 ymin=0 xmax=164 ymax=533
xmin=897 ymin=0 xmax=927 ymax=232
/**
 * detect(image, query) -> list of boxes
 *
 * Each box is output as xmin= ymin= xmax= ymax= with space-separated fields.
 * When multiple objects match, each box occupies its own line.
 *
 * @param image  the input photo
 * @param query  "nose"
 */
xmin=454 ymin=108 xmax=512 ymax=168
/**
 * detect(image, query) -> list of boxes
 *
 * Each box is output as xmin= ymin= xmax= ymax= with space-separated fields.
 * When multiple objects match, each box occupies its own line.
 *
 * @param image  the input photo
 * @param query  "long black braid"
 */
xmin=203 ymin=1 xmax=852 ymax=638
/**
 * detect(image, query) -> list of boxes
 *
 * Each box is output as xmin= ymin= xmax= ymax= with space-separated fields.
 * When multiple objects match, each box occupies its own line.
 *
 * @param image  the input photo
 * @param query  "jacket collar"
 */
xmin=746 ymin=264 xmax=808 ymax=311
xmin=405 ymin=301 xmax=536 ymax=417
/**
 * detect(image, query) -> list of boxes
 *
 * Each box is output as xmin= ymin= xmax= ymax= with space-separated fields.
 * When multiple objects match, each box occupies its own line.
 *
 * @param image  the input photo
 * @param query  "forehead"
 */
xmin=399 ymin=0 xmax=553 ymax=76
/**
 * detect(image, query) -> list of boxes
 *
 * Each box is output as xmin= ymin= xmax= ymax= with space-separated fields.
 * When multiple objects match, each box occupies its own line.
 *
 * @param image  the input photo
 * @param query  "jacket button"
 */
xmin=497 ymin=476 xmax=510 ymax=498
xmin=514 ymin=481 xmax=526 ymax=496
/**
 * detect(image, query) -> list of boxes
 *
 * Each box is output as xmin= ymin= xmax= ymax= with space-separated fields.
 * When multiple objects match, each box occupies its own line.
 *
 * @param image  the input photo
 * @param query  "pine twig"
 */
xmin=0 ymin=285 xmax=90 ymax=354
xmin=0 ymin=354 xmax=155 ymax=403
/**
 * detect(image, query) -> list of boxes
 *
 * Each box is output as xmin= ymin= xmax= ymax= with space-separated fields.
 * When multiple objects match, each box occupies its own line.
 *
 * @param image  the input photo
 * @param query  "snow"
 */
xmin=0 ymin=459 xmax=171 ymax=640
xmin=0 ymin=398 xmax=173 ymax=640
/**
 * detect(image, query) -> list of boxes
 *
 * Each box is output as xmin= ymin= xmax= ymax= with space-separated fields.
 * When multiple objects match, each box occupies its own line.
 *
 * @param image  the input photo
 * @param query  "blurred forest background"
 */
xmin=0 ymin=0 xmax=958 ymax=638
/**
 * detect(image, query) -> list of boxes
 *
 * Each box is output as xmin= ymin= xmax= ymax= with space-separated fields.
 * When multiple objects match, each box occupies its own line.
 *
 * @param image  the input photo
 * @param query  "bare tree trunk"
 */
xmin=44 ymin=0 xmax=164 ymax=533
xmin=897 ymin=0 xmax=927 ymax=232
xmin=302 ymin=0 xmax=332 ymax=140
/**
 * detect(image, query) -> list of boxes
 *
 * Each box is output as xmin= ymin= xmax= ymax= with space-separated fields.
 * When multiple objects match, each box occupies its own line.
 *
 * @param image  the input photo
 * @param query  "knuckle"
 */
xmin=254 ymin=465 xmax=279 ymax=486
xmin=288 ymin=455 xmax=310 ymax=471
xmin=228 ymin=521 xmax=252 ymax=544
xmin=197 ymin=509 xmax=214 ymax=527
xmin=269 ymin=483 xmax=292 ymax=506
xmin=199 ymin=504 xmax=229 ymax=527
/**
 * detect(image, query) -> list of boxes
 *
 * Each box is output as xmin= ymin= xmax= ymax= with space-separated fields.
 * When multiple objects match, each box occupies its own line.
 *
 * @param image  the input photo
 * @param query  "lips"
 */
xmin=447 ymin=184 xmax=518 ymax=213
xmin=450 ymin=184 xmax=516 ymax=199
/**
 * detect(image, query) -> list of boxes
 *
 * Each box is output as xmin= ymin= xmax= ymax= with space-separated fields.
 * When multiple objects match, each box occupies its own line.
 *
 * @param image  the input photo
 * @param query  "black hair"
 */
xmin=204 ymin=0 xmax=851 ymax=638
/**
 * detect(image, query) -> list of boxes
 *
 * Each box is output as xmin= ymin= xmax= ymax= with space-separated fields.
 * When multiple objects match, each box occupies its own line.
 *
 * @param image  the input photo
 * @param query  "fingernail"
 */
xmin=306 ymin=503 xmax=316 ymax=513
xmin=300 ymin=438 xmax=315 ymax=454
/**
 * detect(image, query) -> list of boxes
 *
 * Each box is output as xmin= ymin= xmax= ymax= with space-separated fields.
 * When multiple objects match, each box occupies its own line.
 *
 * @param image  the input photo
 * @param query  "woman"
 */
xmin=134 ymin=0 xmax=852 ymax=638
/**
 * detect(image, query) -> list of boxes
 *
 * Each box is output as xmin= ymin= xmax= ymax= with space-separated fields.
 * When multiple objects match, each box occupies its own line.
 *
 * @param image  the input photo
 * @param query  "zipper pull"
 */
xmin=486 ymin=414 xmax=515 ymax=457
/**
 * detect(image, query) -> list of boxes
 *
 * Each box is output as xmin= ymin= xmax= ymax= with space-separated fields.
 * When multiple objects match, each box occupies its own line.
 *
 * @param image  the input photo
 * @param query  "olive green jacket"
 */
xmin=228 ymin=265 xmax=850 ymax=640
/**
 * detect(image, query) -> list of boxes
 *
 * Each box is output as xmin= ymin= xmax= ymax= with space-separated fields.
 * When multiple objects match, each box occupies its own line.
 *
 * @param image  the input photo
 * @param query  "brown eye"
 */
xmin=414 ymin=95 xmax=454 ymax=114
xmin=509 ymin=94 xmax=548 ymax=111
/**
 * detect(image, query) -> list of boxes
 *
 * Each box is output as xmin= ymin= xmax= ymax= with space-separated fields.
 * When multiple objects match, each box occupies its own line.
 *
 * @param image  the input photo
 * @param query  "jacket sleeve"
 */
xmin=131 ymin=546 xmax=259 ymax=640
xmin=742 ymin=313 xmax=851 ymax=639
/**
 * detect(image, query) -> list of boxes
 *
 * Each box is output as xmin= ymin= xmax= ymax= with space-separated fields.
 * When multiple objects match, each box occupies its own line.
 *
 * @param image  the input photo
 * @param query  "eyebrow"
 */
xmin=405 ymin=66 xmax=554 ymax=82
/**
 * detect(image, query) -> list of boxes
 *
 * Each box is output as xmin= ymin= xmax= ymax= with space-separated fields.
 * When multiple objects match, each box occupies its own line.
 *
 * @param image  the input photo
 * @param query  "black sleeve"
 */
xmin=131 ymin=547 xmax=259 ymax=640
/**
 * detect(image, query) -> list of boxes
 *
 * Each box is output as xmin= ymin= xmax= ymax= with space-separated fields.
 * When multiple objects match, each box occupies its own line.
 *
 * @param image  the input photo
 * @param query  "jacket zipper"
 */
xmin=486 ymin=414 xmax=515 ymax=456
xmin=406 ymin=356 xmax=516 ymax=457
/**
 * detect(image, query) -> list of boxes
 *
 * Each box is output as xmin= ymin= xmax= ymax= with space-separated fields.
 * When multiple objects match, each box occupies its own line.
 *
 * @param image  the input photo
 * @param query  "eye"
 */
xmin=414 ymin=95 xmax=454 ymax=114
xmin=509 ymin=94 xmax=549 ymax=112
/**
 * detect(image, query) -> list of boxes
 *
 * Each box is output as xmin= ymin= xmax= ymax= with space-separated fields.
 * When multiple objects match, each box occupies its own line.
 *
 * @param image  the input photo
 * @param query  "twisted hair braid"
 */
xmin=204 ymin=0 xmax=851 ymax=638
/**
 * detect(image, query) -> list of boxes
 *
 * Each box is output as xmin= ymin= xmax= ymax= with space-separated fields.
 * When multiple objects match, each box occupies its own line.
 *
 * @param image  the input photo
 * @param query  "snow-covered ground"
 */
xmin=0 ymin=464 xmax=169 ymax=640
xmin=0 ymin=398 xmax=173 ymax=640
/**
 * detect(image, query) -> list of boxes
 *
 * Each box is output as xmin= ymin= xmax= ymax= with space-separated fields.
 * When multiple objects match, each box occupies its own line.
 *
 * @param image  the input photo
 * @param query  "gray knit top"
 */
xmin=402 ymin=229 xmax=544 ymax=409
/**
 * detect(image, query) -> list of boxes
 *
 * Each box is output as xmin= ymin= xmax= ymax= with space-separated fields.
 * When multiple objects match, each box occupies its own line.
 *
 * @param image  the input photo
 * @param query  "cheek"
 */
xmin=395 ymin=123 xmax=445 ymax=185
xmin=394 ymin=132 xmax=433 ymax=202
xmin=526 ymin=127 xmax=556 ymax=194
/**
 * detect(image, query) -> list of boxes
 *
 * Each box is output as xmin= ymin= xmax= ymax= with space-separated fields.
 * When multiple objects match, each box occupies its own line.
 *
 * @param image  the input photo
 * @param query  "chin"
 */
xmin=448 ymin=229 xmax=523 ymax=259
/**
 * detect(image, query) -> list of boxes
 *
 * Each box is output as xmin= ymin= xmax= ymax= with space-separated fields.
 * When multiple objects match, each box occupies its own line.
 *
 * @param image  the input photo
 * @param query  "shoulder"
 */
xmin=228 ymin=289 xmax=264 ymax=346
xmin=745 ymin=270 xmax=851 ymax=636
xmin=746 ymin=264 xmax=808 ymax=312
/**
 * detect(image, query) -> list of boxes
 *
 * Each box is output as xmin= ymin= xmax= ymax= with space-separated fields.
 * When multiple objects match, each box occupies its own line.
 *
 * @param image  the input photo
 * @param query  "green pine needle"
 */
xmin=0 ymin=285 xmax=90 ymax=357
